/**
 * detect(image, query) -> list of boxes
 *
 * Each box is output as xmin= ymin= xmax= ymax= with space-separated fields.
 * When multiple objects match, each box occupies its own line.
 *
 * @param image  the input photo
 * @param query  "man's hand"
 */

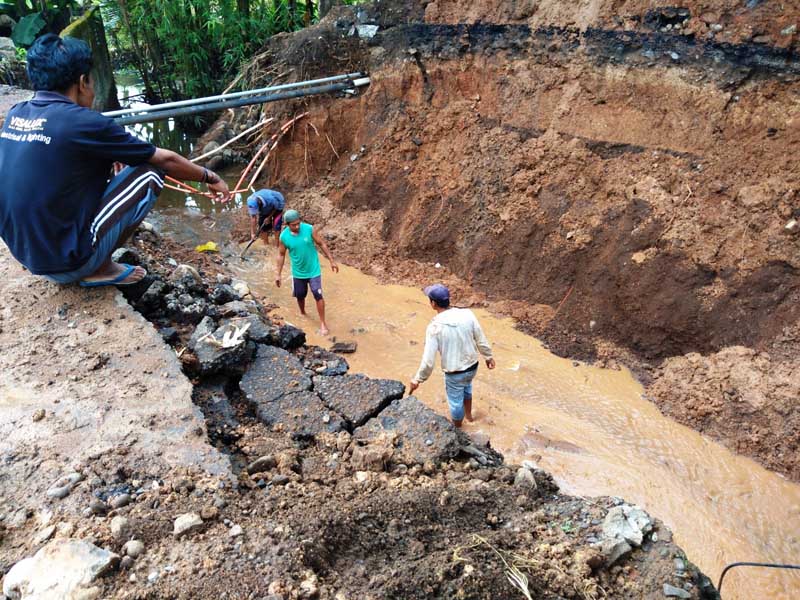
xmin=486 ymin=357 xmax=496 ymax=370
xmin=330 ymin=261 xmax=339 ymax=273
xmin=208 ymin=178 xmax=230 ymax=203
xmin=409 ymin=380 xmax=420 ymax=394
xmin=275 ymin=276 xmax=282 ymax=288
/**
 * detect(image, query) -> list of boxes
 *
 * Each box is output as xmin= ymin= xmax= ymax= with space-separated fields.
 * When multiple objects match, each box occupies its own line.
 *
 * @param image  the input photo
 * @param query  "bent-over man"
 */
xmin=247 ymin=188 xmax=284 ymax=248
xmin=409 ymin=284 xmax=496 ymax=427
xmin=0 ymin=34 xmax=229 ymax=287
xmin=275 ymin=209 xmax=338 ymax=336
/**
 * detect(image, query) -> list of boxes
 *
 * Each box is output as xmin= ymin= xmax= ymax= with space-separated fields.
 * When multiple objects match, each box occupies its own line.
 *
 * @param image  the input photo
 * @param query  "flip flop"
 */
xmin=79 ymin=263 xmax=146 ymax=288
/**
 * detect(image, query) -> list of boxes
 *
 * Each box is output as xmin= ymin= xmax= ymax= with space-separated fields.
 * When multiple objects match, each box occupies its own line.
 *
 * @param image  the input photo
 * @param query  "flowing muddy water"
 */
xmin=149 ymin=184 xmax=800 ymax=599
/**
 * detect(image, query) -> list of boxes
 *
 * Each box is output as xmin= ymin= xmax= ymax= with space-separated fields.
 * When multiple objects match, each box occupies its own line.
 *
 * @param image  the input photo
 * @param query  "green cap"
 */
xmin=283 ymin=209 xmax=300 ymax=223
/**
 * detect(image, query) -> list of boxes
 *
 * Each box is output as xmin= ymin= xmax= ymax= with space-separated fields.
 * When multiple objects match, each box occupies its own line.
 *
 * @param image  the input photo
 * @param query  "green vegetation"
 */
xmin=1 ymin=1 xmax=366 ymax=104
xmin=106 ymin=0 xmax=325 ymax=103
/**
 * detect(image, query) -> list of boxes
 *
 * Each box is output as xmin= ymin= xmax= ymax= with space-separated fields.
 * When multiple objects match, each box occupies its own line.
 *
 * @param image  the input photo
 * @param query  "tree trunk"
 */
xmin=318 ymin=0 xmax=333 ymax=20
xmin=116 ymin=0 xmax=158 ymax=103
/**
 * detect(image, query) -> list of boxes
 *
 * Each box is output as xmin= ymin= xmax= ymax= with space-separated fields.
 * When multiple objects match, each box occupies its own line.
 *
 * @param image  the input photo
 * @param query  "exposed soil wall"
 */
xmin=202 ymin=1 xmax=800 ymax=480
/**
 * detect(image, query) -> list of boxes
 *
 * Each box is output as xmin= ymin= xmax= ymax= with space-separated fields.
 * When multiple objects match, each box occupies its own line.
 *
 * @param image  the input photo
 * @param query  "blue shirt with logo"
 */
xmin=246 ymin=189 xmax=284 ymax=217
xmin=0 ymin=91 xmax=156 ymax=274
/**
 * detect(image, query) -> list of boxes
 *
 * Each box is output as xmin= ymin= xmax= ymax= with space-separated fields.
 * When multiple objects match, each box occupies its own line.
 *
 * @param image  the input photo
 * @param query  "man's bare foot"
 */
xmin=81 ymin=263 xmax=146 ymax=285
xmin=319 ymin=325 xmax=330 ymax=336
xmin=465 ymin=412 xmax=474 ymax=422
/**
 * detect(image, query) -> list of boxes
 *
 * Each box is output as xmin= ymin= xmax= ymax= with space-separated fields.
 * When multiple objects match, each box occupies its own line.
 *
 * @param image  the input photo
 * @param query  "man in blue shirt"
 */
xmin=0 ymin=34 xmax=229 ymax=287
xmin=247 ymin=188 xmax=284 ymax=248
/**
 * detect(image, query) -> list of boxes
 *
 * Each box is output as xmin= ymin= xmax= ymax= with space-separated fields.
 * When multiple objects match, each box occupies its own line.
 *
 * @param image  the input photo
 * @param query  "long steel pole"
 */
xmin=104 ymin=72 xmax=363 ymax=118
xmin=113 ymin=79 xmax=370 ymax=125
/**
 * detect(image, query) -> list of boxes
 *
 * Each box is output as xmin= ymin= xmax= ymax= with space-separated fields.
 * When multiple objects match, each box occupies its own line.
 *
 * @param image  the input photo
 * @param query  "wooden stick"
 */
xmin=191 ymin=118 xmax=274 ymax=163
xmin=247 ymin=113 xmax=308 ymax=189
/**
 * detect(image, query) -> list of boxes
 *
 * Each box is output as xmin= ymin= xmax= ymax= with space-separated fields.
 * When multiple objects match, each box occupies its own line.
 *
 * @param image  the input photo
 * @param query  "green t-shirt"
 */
xmin=280 ymin=222 xmax=321 ymax=279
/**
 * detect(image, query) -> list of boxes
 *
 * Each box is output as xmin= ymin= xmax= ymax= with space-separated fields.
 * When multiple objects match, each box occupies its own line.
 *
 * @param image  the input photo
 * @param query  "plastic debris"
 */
xmin=195 ymin=241 xmax=219 ymax=253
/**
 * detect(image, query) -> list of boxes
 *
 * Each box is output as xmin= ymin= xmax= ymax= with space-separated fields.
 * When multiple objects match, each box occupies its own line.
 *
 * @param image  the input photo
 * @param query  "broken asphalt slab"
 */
xmin=314 ymin=374 xmax=404 ymax=428
xmin=353 ymin=395 xmax=461 ymax=465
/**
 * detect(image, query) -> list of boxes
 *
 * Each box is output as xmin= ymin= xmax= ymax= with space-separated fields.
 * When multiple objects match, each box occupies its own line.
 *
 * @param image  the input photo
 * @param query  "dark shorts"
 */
xmin=259 ymin=212 xmax=282 ymax=232
xmin=292 ymin=276 xmax=323 ymax=301
xmin=45 ymin=164 xmax=164 ymax=284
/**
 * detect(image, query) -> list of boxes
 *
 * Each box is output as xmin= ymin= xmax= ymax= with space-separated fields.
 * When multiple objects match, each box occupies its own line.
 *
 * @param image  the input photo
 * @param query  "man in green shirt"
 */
xmin=275 ymin=209 xmax=339 ymax=336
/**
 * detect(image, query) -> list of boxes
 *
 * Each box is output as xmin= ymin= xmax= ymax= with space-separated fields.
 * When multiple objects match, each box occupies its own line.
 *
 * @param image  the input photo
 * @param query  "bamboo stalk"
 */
xmin=191 ymin=118 xmax=274 ymax=163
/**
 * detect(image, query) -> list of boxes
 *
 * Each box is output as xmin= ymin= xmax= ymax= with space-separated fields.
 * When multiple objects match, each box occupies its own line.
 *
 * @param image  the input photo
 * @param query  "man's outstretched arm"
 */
xmin=275 ymin=241 xmax=287 ymax=287
xmin=148 ymin=148 xmax=229 ymax=200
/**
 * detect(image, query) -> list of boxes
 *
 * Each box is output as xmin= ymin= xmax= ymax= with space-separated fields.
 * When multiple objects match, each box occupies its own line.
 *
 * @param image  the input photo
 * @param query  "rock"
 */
xmin=593 ymin=537 xmax=632 ymax=567
xmin=514 ymin=467 xmax=537 ymax=490
xmin=663 ymin=583 xmax=691 ymax=599
xmin=189 ymin=316 xmax=251 ymax=375
xmin=46 ymin=472 xmax=84 ymax=500
xmin=33 ymin=525 xmax=56 ymax=545
xmin=2 ymin=540 xmax=119 ymax=600
xmin=110 ymin=493 xmax=131 ymax=509
xmin=137 ymin=280 xmax=168 ymax=313
xmin=781 ymin=24 xmax=797 ymax=36
xmin=168 ymin=264 xmax=201 ymax=283
xmin=110 ymin=516 xmax=130 ymax=540
xmin=784 ymin=219 xmax=798 ymax=234
xmin=315 ymin=375 xmax=404 ymax=428
xmin=277 ymin=324 xmax=306 ymax=350
xmin=602 ymin=505 xmax=653 ymax=547
xmin=247 ymin=455 xmax=277 ymax=475
xmin=231 ymin=279 xmax=251 ymax=298
xmin=32 ymin=409 xmax=45 ymax=422
xmin=200 ymin=505 xmax=219 ymax=521
xmin=165 ymin=293 xmax=208 ymax=325
xmin=272 ymin=474 xmax=290 ymax=486
xmin=355 ymin=24 xmax=379 ymax=39
xmin=330 ymin=340 xmax=358 ymax=354
xmin=111 ymin=247 xmax=142 ymax=266
xmin=299 ymin=572 xmax=319 ymax=598
xmin=350 ymin=439 xmax=394 ymax=471
xmin=120 ymin=556 xmax=134 ymax=570
xmin=203 ymin=141 xmax=220 ymax=155
xmin=123 ymin=539 xmax=145 ymax=558
xmin=302 ymin=347 xmax=349 ymax=376
xmin=353 ymin=396 xmax=461 ymax=465
xmin=229 ymin=524 xmax=243 ymax=537
xmin=223 ymin=315 xmax=275 ymax=345
xmin=210 ymin=284 xmax=238 ymax=304
xmin=173 ymin=513 xmax=204 ymax=537
xmin=218 ymin=300 xmax=254 ymax=318
xmin=159 ymin=326 xmax=179 ymax=344
xmin=88 ymin=499 xmax=108 ymax=516
xmin=0 ymin=36 xmax=16 ymax=61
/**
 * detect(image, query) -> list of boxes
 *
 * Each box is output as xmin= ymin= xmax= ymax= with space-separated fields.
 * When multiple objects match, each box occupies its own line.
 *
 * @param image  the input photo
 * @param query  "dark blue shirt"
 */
xmin=0 ymin=91 xmax=156 ymax=274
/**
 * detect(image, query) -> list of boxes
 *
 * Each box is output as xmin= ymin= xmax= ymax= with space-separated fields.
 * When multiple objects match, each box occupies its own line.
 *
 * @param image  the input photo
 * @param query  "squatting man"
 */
xmin=0 ymin=34 xmax=229 ymax=287
xmin=409 ymin=284 xmax=496 ymax=427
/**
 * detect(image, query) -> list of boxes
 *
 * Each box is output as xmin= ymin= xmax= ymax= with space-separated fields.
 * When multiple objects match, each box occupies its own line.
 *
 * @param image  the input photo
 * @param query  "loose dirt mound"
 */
xmin=201 ymin=0 xmax=800 ymax=480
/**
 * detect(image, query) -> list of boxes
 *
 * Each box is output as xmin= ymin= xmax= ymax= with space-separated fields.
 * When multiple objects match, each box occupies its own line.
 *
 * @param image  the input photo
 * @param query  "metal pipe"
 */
xmin=104 ymin=72 xmax=363 ymax=118
xmin=113 ymin=79 xmax=370 ymax=125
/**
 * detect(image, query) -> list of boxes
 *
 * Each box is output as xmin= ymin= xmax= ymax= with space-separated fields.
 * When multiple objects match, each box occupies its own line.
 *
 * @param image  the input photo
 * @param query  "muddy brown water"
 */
xmin=151 ymin=189 xmax=800 ymax=600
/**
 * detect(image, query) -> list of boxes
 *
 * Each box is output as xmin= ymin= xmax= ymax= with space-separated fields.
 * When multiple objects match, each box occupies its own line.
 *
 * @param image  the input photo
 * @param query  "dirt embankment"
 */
xmin=199 ymin=0 xmax=800 ymax=482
